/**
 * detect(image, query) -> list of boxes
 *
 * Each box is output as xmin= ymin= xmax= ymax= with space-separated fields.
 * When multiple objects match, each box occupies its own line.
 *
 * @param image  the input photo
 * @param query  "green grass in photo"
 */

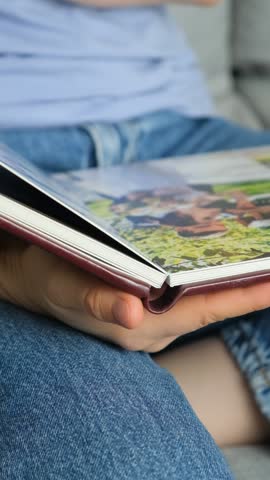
xmin=213 ymin=180 xmax=270 ymax=196
xmin=87 ymin=195 xmax=270 ymax=273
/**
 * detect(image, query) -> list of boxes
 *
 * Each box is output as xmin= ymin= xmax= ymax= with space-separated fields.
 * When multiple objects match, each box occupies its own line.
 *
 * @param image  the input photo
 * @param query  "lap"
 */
xmin=0 ymin=126 xmax=95 ymax=172
xmin=0 ymin=301 xmax=232 ymax=480
xmin=173 ymin=116 xmax=270 ymax=156
xmin=1 ymin=114 xmax=270 ymax=173
xmin=127 ymin=113 xmax=270 ymax=161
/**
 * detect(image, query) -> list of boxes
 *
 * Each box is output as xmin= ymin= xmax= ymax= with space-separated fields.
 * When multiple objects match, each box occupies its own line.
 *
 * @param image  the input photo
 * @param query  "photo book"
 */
xmin=1 ymin=144 xmax=270 ymax=313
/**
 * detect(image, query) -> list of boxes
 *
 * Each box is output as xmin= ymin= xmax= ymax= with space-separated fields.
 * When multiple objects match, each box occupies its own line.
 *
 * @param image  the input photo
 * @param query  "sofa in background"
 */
xmin=170 ymin=0 xmax=270 ymax=130
xmin=169 ymin=1 xmax=270 ymax=478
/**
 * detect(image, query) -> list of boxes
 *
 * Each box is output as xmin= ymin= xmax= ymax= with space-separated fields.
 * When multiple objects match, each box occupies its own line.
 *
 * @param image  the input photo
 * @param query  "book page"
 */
xmin=0 ymin=144 xmax=143 ymax=257
xmin=0 ymin=144 xmax=178 ymax=268
xmin=2 ymin=144 xmax=270 ymax=274
xmin=54 ymin=148 xmax=270 ymax=274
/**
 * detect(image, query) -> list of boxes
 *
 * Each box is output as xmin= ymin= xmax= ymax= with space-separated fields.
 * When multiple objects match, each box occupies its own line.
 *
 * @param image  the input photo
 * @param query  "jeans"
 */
xmin=1 ymin=112 xmax=270 ymax=479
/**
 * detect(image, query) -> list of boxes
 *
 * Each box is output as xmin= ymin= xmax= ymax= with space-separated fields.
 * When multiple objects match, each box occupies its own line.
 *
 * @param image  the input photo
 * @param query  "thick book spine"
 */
xmin=145 ymin=271 xmax=270 ymax=313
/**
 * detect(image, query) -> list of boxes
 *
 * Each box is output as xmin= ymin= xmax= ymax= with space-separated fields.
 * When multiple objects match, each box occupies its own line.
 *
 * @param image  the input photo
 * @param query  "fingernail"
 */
xmin=112 ymin=298 xmax=129 ymax=326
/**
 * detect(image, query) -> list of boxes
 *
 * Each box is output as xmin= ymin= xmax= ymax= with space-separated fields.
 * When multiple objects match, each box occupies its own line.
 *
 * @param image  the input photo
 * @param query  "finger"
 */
xmin=195 ymin=281 xmax=270 ymax=325
xmin=86 ymin=286 xmax=144 ymax=329
xmin=144 ymin=282 xmax=270 ymax=339
xmin=44 ymin=258 xmax=144 ymax=329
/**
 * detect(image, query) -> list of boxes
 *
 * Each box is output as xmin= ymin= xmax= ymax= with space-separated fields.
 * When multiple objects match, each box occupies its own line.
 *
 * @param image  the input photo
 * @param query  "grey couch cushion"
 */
xmin=233 ymin=0 xmax=270 ymax=128
xmin=233 ymin=0 xmax=270 ymax=65
xmin=224 ymin=446 xmax=270 ymax=479
xmin=236 ymin=77 xmax=270 ymax=129
xmin=169 ymin=1 xmax=264 ymax=129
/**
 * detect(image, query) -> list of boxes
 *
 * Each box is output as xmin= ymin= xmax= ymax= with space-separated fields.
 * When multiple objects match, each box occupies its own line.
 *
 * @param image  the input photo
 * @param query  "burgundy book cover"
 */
xmin=1 ymin=216 xmax=270 ymax=314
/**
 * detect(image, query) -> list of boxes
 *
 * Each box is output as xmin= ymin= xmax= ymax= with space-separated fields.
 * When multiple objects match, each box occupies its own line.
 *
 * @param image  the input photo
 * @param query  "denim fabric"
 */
xmin=85 ymin=111 xmax=270 ymax=167
xmin=1 ymin=111 xmax=270 ymax=479
xmin=0 ymin=302 xmax=232 ymax=480
xmin=0 ymin=127 xmax=95 ymax=172
xmin=222 ymin=310 xmax=270 ymax=420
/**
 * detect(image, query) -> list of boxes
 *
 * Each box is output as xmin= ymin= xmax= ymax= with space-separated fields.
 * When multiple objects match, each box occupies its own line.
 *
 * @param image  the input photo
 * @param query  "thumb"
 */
xmin=86 ymin=286 xmax=144 ymax=329
xmin=45 ymin=258 xmax=144 ymax=329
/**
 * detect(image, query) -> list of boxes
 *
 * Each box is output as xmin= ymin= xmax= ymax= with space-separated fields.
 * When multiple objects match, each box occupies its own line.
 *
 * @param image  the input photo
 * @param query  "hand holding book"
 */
xmin=2 ymin=144 xmax=270 ymax=347
xmin=97 ymin=280 xmax=270 ymax=353
xmin=2 ymin=232 xmax=270 ymax=353
xmin=2 ymin=144 xmax=270 ymax=314
xmin=0 ymin=233 xmax=144 ymax=329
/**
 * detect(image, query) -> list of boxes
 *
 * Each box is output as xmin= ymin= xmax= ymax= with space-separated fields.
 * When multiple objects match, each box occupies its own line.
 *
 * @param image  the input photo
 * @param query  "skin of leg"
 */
xmin=153 ymin=336 xmax=270 ymax=447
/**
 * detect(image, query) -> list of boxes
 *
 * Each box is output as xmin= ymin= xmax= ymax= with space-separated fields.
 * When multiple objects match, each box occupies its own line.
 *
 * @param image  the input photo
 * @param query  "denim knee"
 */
xmin=0 ymin=127 xmax=95 ymax=172
xmin=0 ymin=302 xmax=233 ymax=480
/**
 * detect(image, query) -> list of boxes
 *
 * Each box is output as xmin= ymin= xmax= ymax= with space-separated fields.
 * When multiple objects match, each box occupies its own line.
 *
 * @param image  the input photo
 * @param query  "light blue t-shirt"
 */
xmin=0 ymin=0 xmax=213 ymax=128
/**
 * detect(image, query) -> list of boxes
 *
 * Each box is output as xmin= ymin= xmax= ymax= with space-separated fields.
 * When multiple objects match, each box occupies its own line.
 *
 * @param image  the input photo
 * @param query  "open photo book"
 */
xmin=1 ymin=144 xmax=270 ymax=313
